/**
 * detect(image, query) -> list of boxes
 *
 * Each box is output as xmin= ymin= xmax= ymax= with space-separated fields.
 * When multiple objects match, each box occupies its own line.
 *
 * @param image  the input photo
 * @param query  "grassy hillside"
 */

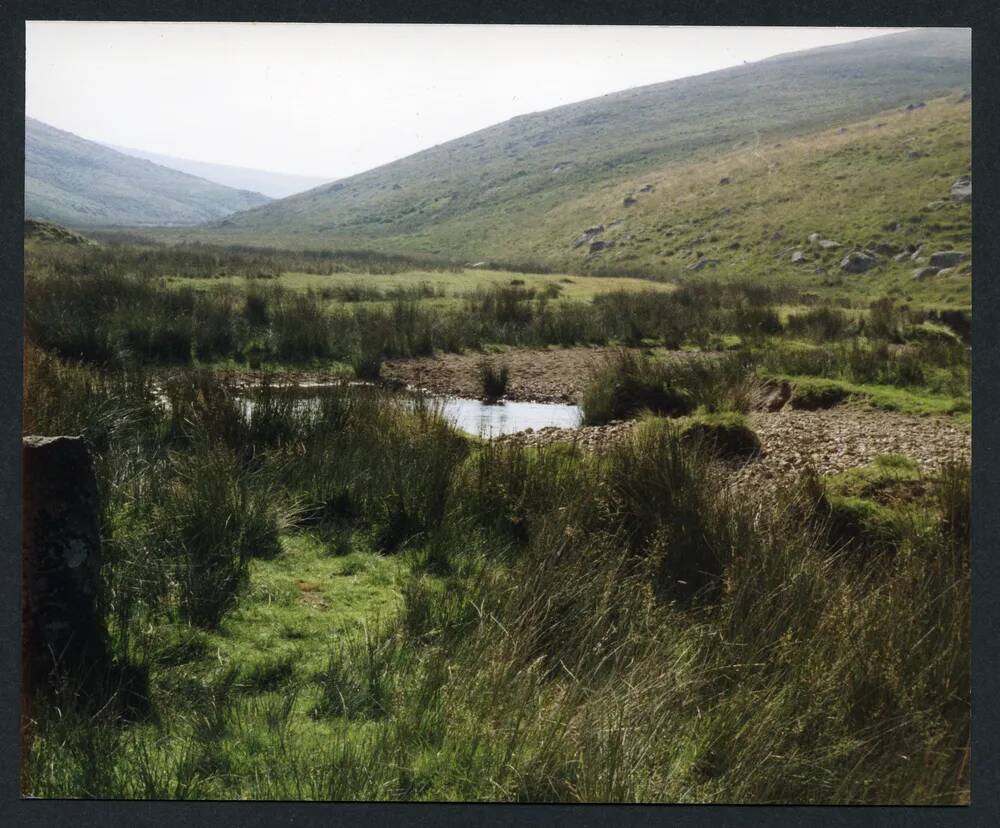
xmin=25 ymin=118 xmax=272 ymax=227
xmin=171 ymin=28 xmax=969 ymax=272
xmin=519 ymin=95 xmax=972 ymax=309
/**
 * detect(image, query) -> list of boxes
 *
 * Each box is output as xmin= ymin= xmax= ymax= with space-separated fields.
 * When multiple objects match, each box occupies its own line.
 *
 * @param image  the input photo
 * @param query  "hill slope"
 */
xmin=101 ymin=142 xmax=331 ymax=198
xmin=25 ymin=118 xmax=271 ymax=227
xmin=182 ymin=28 xmax=969 ymax=263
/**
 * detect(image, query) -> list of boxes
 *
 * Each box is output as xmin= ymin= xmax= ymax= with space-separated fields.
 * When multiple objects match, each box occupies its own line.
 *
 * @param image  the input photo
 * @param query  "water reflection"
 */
xmin=236 ymin=384 xmax=582 ymax=437
xmin=437 ymin=397 xmax=581 ymax=437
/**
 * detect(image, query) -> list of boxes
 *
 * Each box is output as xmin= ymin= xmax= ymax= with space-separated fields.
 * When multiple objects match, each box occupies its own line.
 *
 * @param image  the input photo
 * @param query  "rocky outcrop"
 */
xmin=623 ymin=195 xmax=637 ymax=207
xmin=912 ymin=266 xmax=940 ymax=281
xmin=818 ymin=239 xmax=842 ymax=250
xmin=950 ymin=177 xmax=971 ymax=202
xmin=905 ymin=101 xmax=927 ymax=111
xmin=929 ymin=250 xmax=966 ymax=269
xmin=572 ymin=225 xmax=605 ymax=249
xmin=840 ymin=251 xmax=878 ymax=273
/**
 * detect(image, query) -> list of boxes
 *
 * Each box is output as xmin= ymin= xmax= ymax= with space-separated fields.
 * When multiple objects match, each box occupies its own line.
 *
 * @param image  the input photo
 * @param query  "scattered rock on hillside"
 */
xmin=912 ymin=266 xmax=940 ymax=281
xmin=589 ymin=240 xmax=608 ymax=253
xmin=910 ymin=245 xmax=924 ymax=261
xmin=791 ymin=250 xmax=807 ymax=264
xmin=907 ymin=151 xmax=924 ymax=159
xmin=929 ymin=250 xmax=966 ymax=268
xmin=808 ymin=232 xmax=821 ymax=244
xmin=905 ymin=101 xmax=927 ymax=111
xmin=958 ymin=91 xmax=971 ymax=102
xmin=572 ymin=224 xmax=605 ymax=248
xmin=838 ymin=127 xmax=849 ymax=134
xmin=819 ymin=239 xmax=842 ymax=250
xmin=951 ymin=176 xmax=972 ymax=202
xmin=639 ymin=183 xmax=655 ymax=193
xmin=894 ymin=251 xmax=911 ymax=262
xmin=551 ymin=160 xmax=575 ymax=173
xmin=873 ymin=243 xmax=899 ymax=256
xmin=623 ymin=195 xmax=637 ymax=207
xmin=687 ymin=258 xmax=720 ymax=271
xmin=467 ymin=261 xmax=489 ymax=269
xmin=840 ymin=251 xmax=878 ymax=273
xmin=937 ymin=267 xmax=955 ymax=277
xmin=719 ymin=176 xmax=732 ymax=185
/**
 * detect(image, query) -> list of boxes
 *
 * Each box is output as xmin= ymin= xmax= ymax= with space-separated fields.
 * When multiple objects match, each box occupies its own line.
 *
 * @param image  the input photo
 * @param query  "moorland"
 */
xmin=22 ymin=28 xmax=971 ymax=804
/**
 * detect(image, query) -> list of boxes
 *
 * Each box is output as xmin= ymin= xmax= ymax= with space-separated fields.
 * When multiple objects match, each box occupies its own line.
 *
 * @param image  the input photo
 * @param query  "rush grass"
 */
xmin=22 ymin=348 xmax=969 ymax=804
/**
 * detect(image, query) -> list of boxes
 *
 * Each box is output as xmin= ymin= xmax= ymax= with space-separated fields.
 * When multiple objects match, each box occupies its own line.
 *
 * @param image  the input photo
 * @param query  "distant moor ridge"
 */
xmin=181 ymin=28 xmax=970 ymax=266
xmin=26 ymin=28 xmax=970 ymax=268
xmin=25 ymin=118 xmax=271 ymax=227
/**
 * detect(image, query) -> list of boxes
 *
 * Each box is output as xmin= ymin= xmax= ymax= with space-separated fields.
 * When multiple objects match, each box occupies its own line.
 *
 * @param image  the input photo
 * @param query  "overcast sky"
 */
xmin=26 ymin=23 xmax=909 ymax=180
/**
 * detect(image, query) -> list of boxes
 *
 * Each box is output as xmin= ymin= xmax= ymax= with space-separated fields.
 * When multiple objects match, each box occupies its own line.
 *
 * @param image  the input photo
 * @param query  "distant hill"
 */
xmin=101 ymin=142 xmax=331 ymax=198
xmin=177 ymin=28 xmax=969 ymax=267
xmin=25 ymin=118 xmax=271 ymax=227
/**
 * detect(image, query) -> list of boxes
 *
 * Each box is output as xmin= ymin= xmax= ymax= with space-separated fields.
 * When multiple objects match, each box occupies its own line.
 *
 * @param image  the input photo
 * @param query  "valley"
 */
xmin=21 ymin=27 xmax=972 ymax=805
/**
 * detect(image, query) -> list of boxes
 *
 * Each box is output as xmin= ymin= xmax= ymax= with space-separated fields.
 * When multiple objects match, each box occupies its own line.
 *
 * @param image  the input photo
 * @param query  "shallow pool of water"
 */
xmin=438 ymin=397 xmax=582 ymax=437
xmin=237 ymin=385 xmax=582 ymax=438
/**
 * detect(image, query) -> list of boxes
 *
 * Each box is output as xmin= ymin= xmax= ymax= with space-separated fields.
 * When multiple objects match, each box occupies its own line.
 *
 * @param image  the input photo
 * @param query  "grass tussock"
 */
xmin=581 ymin=349 xmax=757 ymax=425
xmin=477 ymin=359 xmax=510 ymax=401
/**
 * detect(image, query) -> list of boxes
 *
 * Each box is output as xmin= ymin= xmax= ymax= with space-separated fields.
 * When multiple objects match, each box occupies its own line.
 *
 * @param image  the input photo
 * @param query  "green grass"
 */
xmin=164 ymin=268 xmax=676 ymax=305
xmin=197 ymin=532 xmax=406 ymax=693
xmin=674 ymin=411 xmax=761 ymax=458
xmin=770 ymin=373 xmax=969 ymax=420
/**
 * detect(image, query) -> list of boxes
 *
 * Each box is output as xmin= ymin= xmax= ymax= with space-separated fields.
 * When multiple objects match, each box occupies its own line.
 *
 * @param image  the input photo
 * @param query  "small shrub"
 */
xmin=478 ymin=359 xmax=510 ymax=401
